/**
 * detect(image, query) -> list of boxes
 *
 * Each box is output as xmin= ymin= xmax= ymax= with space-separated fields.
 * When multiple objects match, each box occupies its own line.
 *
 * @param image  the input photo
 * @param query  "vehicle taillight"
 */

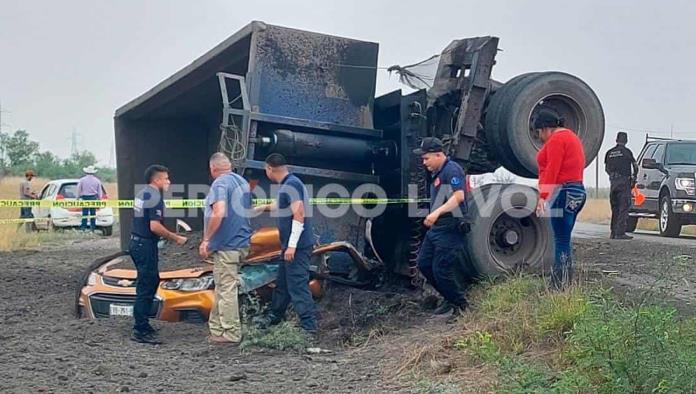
xmin=102 ymin=194 xmax=109 ymax=200
xmin=56 ymin=194 xmax=65 ymax=200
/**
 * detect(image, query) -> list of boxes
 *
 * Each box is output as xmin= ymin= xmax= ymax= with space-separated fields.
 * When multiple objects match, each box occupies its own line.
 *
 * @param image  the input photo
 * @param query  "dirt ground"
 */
xmin=575 ymin=237 xmax=696 ymax=315
xmin=1 ymin=233 xmax=694 ymax=393
xmin=0 ymin=234 xmax=437 ymax=393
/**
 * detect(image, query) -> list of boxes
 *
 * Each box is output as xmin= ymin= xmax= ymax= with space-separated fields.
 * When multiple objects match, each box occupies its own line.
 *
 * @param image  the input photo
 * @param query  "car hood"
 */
xmin=100 ymin=264 xmax=212 ymax=280
xmin=97 ymin=227 xmax=285 ymax=280
xmin=666 ymin=165 xmax=696 ymax=175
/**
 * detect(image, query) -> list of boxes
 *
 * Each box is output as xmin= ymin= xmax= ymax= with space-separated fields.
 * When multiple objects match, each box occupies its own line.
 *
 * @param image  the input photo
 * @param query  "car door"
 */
xmin=32 ymin=182 xmax=56 ymax=229
xmin=645 ymin=143 xmax=667 ymax=212
xmin=635 ymin=143 xmax=657 ymax=212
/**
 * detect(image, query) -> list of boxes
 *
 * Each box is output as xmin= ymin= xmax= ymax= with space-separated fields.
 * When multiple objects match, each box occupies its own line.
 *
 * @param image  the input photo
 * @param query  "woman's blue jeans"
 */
xmin=548 ymin=182 xmax=586 ymax=290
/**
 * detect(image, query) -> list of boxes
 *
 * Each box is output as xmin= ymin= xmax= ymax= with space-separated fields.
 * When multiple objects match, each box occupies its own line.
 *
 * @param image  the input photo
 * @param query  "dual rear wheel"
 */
xmin=484 ymin=72 xmax=605 ymax=178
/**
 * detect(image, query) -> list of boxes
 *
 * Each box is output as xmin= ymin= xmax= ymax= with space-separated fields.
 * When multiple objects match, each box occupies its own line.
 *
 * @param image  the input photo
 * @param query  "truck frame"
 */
xmin=114 ymin=21 xmax=605 ymax=283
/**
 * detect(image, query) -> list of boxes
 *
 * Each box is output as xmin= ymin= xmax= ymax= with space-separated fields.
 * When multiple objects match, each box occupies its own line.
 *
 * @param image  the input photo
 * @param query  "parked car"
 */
xmin=32 ymin=179 xmax=115 ymax=236
xmin=628 ymin=137 xmax=696 ymax=237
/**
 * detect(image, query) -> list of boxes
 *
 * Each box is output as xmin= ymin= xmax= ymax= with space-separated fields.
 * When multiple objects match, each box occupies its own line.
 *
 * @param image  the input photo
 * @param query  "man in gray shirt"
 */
xmin=19 ymin=170 xmax=37 ymax=231
xmin=199 ymin=152 xmax=252 ymax=344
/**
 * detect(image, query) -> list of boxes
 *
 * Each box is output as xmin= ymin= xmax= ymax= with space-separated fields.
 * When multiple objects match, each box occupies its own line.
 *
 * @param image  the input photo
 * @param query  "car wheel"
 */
xmin=659 ymin=196 xmax=682 ymax=237
xmin=625 ymin=216 xmax=638 ymax=233
xmin=101 ymin=225 xmax=113 ymax=236
xmin=465 ymin=184 xmax=553 ymax=278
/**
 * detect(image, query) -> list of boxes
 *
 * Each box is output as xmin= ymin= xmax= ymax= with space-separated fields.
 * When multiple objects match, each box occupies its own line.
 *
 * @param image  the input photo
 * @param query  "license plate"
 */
xmin=109 ymin=304 xmax=133 ymax=317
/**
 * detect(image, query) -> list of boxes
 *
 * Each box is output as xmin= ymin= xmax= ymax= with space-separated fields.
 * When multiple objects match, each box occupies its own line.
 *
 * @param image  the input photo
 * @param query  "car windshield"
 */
xmin=58 ymin=183 xmax=78 ymax=198
xmin=666 ymin=143 xmax=696 ymax=165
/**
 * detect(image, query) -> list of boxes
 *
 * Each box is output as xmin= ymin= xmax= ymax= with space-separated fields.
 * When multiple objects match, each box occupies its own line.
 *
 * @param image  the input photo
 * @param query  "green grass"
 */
xmin=240 ymin=322 xmax=309 ymax=352
xmin=565 ymin=304 xmax=696 ymax=393
xmin=450 ymin=277 xmax=696 ymax=393
xmin=537 ymin=289 xmax=589 ymax=336
xmin=454 ymin=331 xmax=501 ymax=363
xmin=478 ymin=276 xmax=545 ymax=315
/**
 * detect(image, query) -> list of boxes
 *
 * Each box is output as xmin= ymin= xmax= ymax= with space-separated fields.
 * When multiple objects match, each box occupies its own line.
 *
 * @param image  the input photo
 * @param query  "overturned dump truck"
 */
xmin=78 ymin=21 xmax=604 ymax=321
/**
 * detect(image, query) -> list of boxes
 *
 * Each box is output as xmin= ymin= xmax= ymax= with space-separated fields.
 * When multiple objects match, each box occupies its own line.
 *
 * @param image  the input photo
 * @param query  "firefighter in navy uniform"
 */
xmin=604 ymin=132 xmax=638 ymax=240
xmin=130 ymin=165 xmax=187 ymax=344
xmin=414 ymin=137 xmax=472 ymax=318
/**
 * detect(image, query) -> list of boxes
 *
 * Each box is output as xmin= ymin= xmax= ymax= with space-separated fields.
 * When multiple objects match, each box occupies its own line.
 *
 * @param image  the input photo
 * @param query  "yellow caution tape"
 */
xmin=0 ymin=214 xmax=119 ymax=225
xmin=0 ymin=218 xmax=38 ymax=225
xmin=0 ymin=196 xmax=432 ymax=225
xmin=0 ymin=198 xmax=429 ymax=208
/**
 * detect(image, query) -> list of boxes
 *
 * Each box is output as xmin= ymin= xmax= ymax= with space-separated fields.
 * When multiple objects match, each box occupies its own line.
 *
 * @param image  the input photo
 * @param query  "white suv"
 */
xmin=32 ymin=179 xmax=115 ymax=236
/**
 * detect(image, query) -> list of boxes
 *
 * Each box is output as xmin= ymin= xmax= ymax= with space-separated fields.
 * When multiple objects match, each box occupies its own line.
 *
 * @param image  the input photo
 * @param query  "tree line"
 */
xmin=0 ymin=130 xmax=116 ymax=182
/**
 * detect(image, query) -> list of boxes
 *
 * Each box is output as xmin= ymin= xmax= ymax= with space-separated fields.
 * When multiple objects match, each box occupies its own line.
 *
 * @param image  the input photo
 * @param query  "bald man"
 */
xmin=199 ymin=152 xmax=253 ymax=344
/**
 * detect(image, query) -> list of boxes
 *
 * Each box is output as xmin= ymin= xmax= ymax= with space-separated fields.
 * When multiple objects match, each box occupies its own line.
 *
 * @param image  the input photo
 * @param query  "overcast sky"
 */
xmin=1 ymin=0 xmax=695 ymax=186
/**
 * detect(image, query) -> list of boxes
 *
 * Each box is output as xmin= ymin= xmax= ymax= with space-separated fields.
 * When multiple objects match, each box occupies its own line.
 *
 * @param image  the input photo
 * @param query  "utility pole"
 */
xmin=70 ymin=128 xmax=81 ymax=156
xmin=0 ymin=100 xmax=10 ymax=168
xmin=0 ymin=100 xmax=10 ymax=134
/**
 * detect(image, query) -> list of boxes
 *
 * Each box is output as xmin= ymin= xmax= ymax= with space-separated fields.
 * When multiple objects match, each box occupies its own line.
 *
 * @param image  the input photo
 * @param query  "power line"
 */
xmin=607 ymin=123 xmax=694 ymax=137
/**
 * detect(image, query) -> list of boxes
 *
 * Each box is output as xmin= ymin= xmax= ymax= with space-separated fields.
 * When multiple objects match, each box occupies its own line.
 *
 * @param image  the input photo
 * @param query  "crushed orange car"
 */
xmin=76 ymin=227 xmax=382 ymax=323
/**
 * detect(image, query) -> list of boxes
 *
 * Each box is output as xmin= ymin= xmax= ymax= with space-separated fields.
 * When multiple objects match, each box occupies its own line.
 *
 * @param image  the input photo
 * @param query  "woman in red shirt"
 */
xmin=535 ymin=110 xmax=587 ymax=290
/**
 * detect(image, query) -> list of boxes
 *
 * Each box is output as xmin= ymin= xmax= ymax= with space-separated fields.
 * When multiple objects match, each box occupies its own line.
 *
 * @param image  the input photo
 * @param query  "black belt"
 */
xmin=432 ymin=215 xmax=460 ymax=229
xmin=609 ymin=174 xmax=631 ymax=180
xmin=130 ymin=234 xmax=157 ymax=242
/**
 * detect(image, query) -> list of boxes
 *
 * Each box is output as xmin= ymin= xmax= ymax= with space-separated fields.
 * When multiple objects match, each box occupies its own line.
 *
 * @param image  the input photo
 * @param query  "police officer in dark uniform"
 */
xmin=254 ymin=153 xmax=318 ymax=339
xmin=130 ymin=164 xmax=187 ymax=344
xmin=604 ymin=132 xmax=638 ymax=240
xmin=414 ymin=137 xmax=471 ymax=318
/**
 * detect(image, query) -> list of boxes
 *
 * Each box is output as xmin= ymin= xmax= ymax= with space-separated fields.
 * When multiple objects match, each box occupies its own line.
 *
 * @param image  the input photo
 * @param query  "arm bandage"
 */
xmin=288 ymin=220 xmax=304 ymax=248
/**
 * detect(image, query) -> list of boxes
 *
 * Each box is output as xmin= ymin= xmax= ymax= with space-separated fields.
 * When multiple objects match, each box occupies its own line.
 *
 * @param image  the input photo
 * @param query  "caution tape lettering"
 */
xmin=0 ymin=197 xmax=430 ymax=209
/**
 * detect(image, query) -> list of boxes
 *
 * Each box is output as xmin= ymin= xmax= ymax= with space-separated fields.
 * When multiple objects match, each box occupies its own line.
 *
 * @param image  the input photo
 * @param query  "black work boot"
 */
xmin=446 ymin=302 xmax=468 ymax=324
xmin=614 ymin=234 xmax=633 ymax=240
xmin=142 ymin=324 xmax=159 ymax=335
xmin=432 ymin=301 xmax=453 ymax=315
xmin=131 ymin=330 xmax=162 ymax=345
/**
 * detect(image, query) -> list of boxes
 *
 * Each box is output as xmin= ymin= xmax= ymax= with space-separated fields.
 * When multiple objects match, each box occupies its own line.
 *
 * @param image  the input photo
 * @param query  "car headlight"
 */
xmin=675 ymin=178 xmax=695 ymax=195
xmin=87 ymin=272 xmax=99 ymax=286
xmin=161 ymin=275 xmax=214 ymax=291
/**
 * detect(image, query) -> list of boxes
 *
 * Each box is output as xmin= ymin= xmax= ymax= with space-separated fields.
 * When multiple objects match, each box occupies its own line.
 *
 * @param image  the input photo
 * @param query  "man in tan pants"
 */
xmin=199 ymin=153 xmax=253 ymax=344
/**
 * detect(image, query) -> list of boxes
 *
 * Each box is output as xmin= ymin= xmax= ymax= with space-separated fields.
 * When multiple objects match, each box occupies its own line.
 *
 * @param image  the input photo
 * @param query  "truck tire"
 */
xmin=484 ymin=73 xmax=540 ymax=173
xmin=464 ymin=184 xmax=553 ymax=278
xmin=485 ymin=72 xmax=605 ymax=178
xmin=625 ymin=216 xmax=638 ymax=233
xmin=101 ymin=225 xmax=113 ymax=237
xmin=659 ymin=196 xmax=682 ymax=237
